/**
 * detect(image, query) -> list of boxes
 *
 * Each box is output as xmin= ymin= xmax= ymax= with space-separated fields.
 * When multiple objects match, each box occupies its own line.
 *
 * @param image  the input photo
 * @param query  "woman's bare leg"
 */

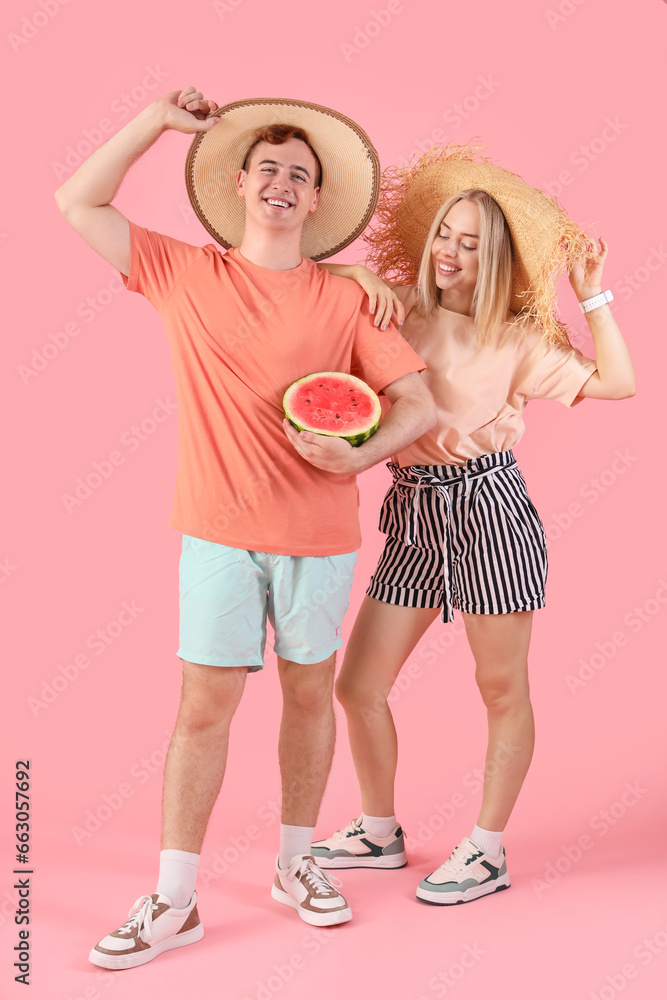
xmin=462 ymin=610 xmax=535 ymax=831
xmin=335 ymin=596 xmax=441 ymax=816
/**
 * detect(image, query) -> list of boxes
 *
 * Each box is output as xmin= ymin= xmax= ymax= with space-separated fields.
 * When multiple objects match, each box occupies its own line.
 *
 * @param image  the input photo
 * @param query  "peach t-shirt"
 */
xmin=389 ymin=285 xmax=597 ymax=467
xmin=121 ymin=223 xmax=425 ymax=555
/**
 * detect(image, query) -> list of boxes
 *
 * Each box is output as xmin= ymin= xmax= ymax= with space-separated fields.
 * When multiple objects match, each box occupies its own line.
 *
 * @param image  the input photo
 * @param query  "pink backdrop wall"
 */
xmin=2 ymin=0 xmax=664 ymax=998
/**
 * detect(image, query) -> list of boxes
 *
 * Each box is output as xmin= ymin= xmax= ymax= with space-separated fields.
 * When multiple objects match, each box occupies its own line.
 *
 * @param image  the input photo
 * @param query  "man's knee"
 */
xmin=280 ymin=657 xmax=335 ymax=712
xmin=176 ymin=661 xmax=247 ymax=731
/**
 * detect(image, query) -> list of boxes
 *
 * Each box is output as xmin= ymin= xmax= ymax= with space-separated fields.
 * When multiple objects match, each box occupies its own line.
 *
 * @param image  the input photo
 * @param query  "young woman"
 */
xmin=311 ymin=150 xmax=636 ymax=905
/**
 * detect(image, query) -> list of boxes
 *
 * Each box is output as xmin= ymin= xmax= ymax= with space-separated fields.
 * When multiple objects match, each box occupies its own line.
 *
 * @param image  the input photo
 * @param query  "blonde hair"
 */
xmin=417 ymin=189 xmax=514 ymax=344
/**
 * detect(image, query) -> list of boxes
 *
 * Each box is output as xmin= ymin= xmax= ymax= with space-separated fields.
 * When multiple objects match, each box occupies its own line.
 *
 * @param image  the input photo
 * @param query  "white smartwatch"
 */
xmin=579 ymin=290 xmax=613 ymax=313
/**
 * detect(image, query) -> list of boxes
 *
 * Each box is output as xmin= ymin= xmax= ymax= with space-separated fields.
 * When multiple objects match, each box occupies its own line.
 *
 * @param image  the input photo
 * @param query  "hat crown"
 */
xmin=185 ymin=97 xmax=381 ymax=261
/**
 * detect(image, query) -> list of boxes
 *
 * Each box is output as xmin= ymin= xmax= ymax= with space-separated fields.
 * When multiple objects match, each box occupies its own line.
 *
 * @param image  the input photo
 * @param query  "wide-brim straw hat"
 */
xmin=364 ymin=142 xmax=597 ymax=346
xmin=185 ymin=97 xmax=380 ymax=262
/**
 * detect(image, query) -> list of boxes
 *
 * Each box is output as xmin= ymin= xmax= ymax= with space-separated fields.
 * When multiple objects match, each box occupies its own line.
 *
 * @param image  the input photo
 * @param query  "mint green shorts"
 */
xmin=177 ymin=535 xmax=358 ymax=670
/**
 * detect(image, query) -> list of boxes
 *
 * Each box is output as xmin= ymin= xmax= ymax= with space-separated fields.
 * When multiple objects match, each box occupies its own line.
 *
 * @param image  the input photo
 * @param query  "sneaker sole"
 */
xmin=416 ymin=874 xmax=510 ymax=905
xmin=311 ymin=851 xmax=408 ymax=870
xmin=88 ymin=923 xmax=204 ymax=970
xmin=271 ymin=885 xmax=352 ymax=926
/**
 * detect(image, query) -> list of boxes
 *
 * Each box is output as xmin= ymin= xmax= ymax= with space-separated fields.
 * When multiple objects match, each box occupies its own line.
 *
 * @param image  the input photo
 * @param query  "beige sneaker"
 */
xmin=311 ymin=815 xmax=408 ymax=869
xmin=416 ymin=837 xmax=510 ymax=905
xmin=89 ymin=892 xmax=203 ymax=969
xmin=271 ymin=854 xmax=352 ymax=926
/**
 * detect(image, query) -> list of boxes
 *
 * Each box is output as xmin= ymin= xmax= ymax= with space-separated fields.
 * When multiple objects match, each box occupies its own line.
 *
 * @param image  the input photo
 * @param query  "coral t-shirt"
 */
xmin=121 ymin=223 xmax=425 ymax=555
xmin=389 ymin=285 xmax=597 ymax=467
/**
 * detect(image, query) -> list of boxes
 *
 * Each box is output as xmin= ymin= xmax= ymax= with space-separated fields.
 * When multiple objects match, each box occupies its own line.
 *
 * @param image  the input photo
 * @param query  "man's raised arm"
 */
xmin=54 ymin=87 xmax=220 ymax=276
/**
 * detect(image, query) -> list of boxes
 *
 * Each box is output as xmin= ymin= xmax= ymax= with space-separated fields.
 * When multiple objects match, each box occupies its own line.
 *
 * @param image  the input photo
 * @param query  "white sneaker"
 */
xmin=271 ymin=854 xmax=352 ymax=926
xmin=89 ymin=892 xmax=203 ymax=969
xmin=311 ymin=815 xmax=407 ymax=869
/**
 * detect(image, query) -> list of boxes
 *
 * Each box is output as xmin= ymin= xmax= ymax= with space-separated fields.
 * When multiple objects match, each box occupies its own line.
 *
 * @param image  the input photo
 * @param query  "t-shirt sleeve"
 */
xmin=121 ymin=220 xmax=204 ymax=310
xmin=349 ymin=296 xmax=426 ymax=395
xmin=529 ymin=342 xmax=598 ymax=407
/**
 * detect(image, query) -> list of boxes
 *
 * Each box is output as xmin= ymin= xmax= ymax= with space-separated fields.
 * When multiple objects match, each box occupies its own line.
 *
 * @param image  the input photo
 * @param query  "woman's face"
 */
xmin=430 ymin=199 xmax=480 ymax=310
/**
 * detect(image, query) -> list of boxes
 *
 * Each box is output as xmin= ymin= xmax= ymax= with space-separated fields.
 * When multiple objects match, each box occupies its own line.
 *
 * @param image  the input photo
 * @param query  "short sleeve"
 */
xmin=121 ymin=221 xmax=205 ymax=310
xmin=529 ymin=343 xmax=598 ymax=407
xmin=350 ymin=297 xmax=426 ymax=395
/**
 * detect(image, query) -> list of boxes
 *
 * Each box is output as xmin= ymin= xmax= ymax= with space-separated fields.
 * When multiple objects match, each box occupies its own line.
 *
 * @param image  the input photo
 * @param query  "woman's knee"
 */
xmin=335 ymin=671 xmax=389 ymax=714
xmin=334 ymin=673 xmax=358 ymax=710
xmin=476 ymin=670 xmax=530 ymax=711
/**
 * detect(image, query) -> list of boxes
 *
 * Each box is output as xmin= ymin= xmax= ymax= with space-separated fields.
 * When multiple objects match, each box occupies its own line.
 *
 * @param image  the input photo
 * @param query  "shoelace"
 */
xmin=288 ymin=857 xmax=343 ymax=896
xmin=117 ymin=895 xmax=157 ymax=942
xmin=331 ymin=816 xmax=363 ymax=841
xmin=433 ymin=841 xmax=479 ymax=878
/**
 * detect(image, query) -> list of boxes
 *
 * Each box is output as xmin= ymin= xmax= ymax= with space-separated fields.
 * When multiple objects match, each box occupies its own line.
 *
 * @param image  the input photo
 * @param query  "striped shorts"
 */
xmin=366 ymin=450 xmax=548 ymax=622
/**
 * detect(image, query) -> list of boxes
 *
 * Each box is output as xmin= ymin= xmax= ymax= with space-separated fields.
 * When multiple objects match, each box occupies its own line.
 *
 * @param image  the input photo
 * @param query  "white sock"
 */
xmin=470 ymin=824 xmax=503 ymax=858
xmin=361 ymin=812 xmax=397 ymax=838
xmin=279 ymin=824 xmax=315 ymax=869
xmin=156 ymin=849 xmax=200 ymax=908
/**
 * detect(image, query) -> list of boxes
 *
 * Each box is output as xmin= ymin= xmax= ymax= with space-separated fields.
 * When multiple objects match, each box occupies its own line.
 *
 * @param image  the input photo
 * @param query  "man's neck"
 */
xmin=238 ymin=225 xmax=304 ymax=271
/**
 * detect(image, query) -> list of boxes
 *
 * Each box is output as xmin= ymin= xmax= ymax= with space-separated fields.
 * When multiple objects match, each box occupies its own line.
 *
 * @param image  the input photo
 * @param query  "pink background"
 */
xmin=2 ymin=0 xmax=665 ymax=997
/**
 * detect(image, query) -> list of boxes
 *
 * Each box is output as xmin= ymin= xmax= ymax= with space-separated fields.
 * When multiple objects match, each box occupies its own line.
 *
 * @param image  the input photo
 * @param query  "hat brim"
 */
xmin=365 ymin=144 xmax=596 ymax=346
xmin=185 ymin=98 xmax=380 ymax=261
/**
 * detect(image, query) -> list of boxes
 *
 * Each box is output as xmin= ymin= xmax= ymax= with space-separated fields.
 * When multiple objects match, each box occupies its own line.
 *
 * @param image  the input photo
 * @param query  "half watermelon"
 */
xmin=283 ymin=372 xmax=381 ymax=448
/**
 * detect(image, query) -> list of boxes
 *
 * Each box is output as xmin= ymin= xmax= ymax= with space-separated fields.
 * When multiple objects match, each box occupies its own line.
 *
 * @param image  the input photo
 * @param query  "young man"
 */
xmin=55 ymin=87 xmax=435 ymax=970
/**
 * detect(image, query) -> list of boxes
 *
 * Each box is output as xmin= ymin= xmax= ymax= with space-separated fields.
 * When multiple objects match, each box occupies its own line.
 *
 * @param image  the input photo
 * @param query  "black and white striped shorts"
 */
xmin=366 ymin=450 xmax=548 ymax=622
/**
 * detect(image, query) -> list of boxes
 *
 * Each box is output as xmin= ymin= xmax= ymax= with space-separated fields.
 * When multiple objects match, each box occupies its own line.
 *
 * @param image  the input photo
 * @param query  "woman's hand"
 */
xmin=570 ymin=235 xmax=636 ymax=400
xmin=317 ymin=263 xmax=405 ymax=329
xmin=569 ymin=236 xmax=608 ymax=302
xmin=354 ymin=267 xmax=405 ymax=329
xmin=154 ymin=88 xmax=221 ymax=134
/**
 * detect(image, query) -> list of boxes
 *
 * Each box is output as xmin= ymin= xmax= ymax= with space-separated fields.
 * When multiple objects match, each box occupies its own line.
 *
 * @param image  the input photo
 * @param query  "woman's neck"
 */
xmin=437 ymin=289 xmax=473 ymax=317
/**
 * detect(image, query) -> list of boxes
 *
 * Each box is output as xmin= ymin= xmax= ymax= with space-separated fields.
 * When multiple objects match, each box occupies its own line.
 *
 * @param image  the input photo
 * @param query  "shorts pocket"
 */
xmin=481 ymin=469 xmax=548 ymax=564
xmin=378 ymin=481 xmax=446 ymax=550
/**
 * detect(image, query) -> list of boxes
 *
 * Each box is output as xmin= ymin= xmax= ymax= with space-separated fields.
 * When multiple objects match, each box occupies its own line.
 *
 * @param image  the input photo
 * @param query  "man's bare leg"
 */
xmin=89 ymin=660 xmax=248 ymax=968
xmin=270 ymin=652 xmax=352 ymax=924
xmin=162 ymin=660 xmax=248 ymax=852
xmin=277 ymin=652 xmax=336 ymax=832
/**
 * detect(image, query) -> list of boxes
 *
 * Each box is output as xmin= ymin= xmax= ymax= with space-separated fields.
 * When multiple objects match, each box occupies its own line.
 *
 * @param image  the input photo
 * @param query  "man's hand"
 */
xmin=282 ymin=420 xmax=363 ymax=475
xmin=55 ymin=86 xmax=221 ymax=275
xmin=155 ymin=88 xmax=221 ymax=134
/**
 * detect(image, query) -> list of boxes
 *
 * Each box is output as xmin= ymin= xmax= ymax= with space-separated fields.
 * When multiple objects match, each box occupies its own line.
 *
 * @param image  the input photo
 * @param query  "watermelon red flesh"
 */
xmin=290 ymin=381 xmax=375 ymax=433
xmin=283 ymin=372 xmax=381 ymax=447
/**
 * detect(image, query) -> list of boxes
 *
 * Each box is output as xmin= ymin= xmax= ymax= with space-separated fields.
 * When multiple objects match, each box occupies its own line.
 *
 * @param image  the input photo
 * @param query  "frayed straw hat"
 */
xmin=364 ymin=142 xmax=597 ymax=346
xmin=185 ymin=97 xmax=380 ymax=261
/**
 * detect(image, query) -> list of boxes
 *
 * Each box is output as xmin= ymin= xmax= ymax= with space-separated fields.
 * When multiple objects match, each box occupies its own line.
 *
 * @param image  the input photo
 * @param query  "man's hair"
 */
xmin=417 ymin=189 xmax=514 ymax=343
xmin=242 ymin=124 xmax=322 ymax=188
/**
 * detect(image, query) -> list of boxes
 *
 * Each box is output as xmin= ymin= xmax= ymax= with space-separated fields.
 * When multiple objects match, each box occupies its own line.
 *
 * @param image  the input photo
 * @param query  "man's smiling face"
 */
xmin=236 ymin=137 xmax=320 ymax=235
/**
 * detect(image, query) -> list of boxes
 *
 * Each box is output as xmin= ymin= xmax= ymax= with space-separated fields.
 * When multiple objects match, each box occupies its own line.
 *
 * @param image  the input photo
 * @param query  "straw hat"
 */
xmin=185 ymin=97 xmax=380 ymax=261
xmin=364 ymin=142 xmax=597 ymax=346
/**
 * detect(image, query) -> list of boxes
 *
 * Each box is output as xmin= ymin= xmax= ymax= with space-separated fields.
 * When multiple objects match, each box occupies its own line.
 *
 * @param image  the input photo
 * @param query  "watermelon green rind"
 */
xmin=283 ymin=372 xmax=381 ymax=448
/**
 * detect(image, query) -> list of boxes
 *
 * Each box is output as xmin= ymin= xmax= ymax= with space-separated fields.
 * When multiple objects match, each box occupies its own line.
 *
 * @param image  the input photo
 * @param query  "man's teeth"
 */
xmin=267 ymin=199 xmax=290 ymax=208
